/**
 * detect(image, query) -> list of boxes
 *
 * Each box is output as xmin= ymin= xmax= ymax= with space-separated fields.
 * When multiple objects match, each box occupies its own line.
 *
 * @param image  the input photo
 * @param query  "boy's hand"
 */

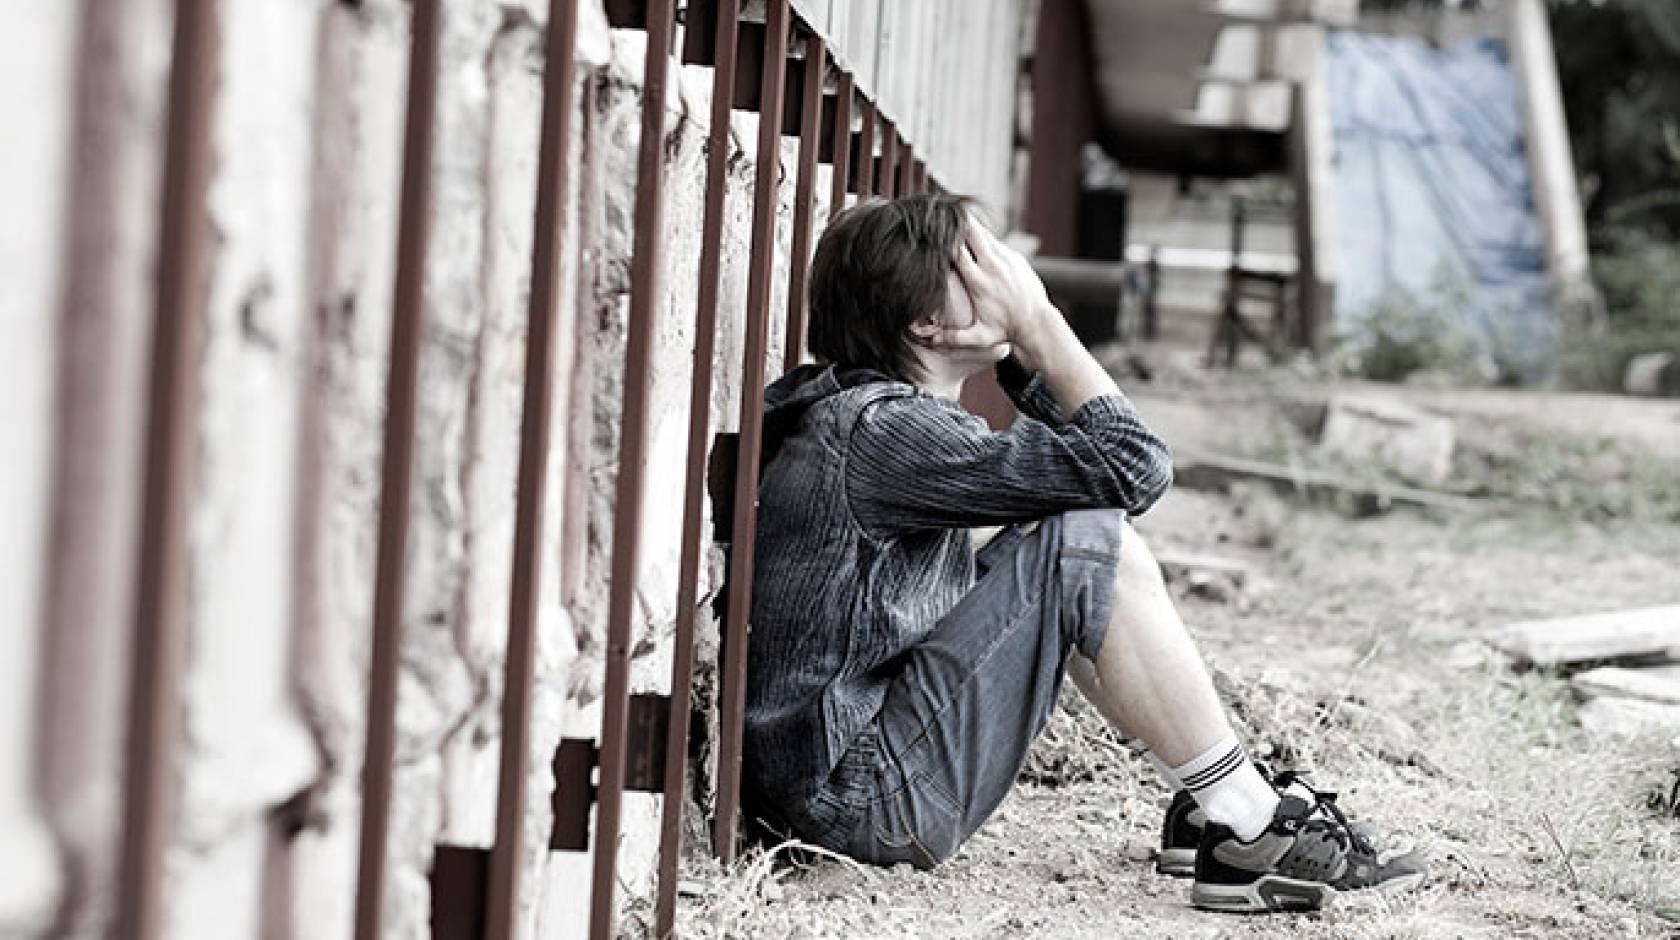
xmin=945 ymin=215 xmax=1057 ymax=371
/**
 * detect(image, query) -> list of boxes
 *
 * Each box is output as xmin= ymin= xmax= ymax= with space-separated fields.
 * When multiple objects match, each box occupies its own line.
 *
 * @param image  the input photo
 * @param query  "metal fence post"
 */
xmin=591 ymin=0 xmax=676 ymax=936
xmin=117 ymin=0 xmax=217 ymax=936
xmin=483 ymin=2 xmax=580 ymax=937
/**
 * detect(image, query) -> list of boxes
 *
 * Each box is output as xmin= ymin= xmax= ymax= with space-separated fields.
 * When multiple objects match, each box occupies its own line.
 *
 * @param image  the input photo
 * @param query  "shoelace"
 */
xmin=1273 ymin=770 xmax=1376 ymax=856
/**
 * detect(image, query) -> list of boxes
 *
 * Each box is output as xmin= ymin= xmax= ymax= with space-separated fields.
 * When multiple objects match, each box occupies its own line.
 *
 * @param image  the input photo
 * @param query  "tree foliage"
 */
xmin=1548 ymin=0 xmax=1680 ymax=240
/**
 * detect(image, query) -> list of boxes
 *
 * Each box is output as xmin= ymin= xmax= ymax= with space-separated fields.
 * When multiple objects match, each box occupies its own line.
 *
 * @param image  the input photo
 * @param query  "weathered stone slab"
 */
xmin=1572 ymin=665 xmax=1680 ymax=706
xmin=1492 ymin=605 xmax=1680 ymax=667
xmin=1316 ymin=395 xmax=1456 ymax=486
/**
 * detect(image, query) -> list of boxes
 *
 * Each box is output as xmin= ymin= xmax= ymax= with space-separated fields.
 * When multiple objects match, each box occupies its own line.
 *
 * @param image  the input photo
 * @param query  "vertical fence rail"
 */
xmin=782 ymin=35 xmax=825 ymax=373
xmin=827 ymin=72 xmax=854 ymax=221
xmin=895 ymin=138 xmax=913 ymax=197
xmin=483 ymin=2 xmax=579 ymax=938
xmin=713 ymin=0 xmax=790 ymax=865
xmin=854 ymin=100 xmax=875 ymax=200
xmin=879 ymin=120 xmax=898 ymax=198
xmin=656 ymin=0 xmax=740 ymax=931
xmin=117 ymin=1 xmax=217 ymax=937
xmin=353 ymin=1 xmax=442 ymax=937
xmin=592 ymin=0 xmax=676 ymax=936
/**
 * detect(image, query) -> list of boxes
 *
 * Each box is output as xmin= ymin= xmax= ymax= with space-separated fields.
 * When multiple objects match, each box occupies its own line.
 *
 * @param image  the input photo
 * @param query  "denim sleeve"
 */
xmin=993 ymin=355 xmax=1065 ymax=425
xmin=845 ymin=390 xmax=1174 ymax=537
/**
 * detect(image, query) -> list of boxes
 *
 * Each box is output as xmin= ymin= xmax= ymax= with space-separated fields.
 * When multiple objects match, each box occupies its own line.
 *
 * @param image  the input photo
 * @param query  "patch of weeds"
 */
xmin=1332 ymin=267 xmax=1548 ymax=386
xmin=1559 ymin=234 xmax=1680 ymax=390
xmin=1448 ymin=412 xmax=1680 ymax=521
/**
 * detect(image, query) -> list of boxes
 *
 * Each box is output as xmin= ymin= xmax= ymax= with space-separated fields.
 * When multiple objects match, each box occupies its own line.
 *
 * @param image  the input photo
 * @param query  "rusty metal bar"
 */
xmin=714 ymin=0 xmax=789 ymax=864
xmin=117 ymin=1 xmax=216 ymax=937
xmin=591 ymin=0 xmax=676 ymax=935
xmin=879 ymin=119 xmax=898 ymax=198
xmin=895 ymin=136 xmax=913 ymax=197
xmin=483 ymin=2 xmax=579 ymax=938
xmin=853 ymin=99 xmax=875 ymax=199
xmin=782 ymin=35 xmax=825 ymax=374
xmin=353 ymin=1 xmax=442 ymax=937
xmin=910 ymin=157 xmax=927 ymax=194
xmin=655 ymin=0 xmax=739 ymax=930
xmin=827 ymin=72 xmax=854 ymax=220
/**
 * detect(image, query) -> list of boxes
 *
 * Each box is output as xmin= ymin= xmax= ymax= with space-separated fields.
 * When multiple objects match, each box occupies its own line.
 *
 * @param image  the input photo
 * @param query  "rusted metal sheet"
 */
xmin=117 ymin=1 xmax=218 ymax=937
xmin=482 ymin=1 xmax=579 ymax=938
xmin=590 ymin=0 xmax=676 ymax=935
xmin=655 ymin=3 xmax=739 ymax=929
xmin=783 ymin=35 xmax=825 ymax=373
xmin=826 ymin=72 xmax=855 ymax=219
xmin=349 ymin=0 xmax=443 ymax=937
xmin=714 ymin=0 xmax=790 ymax=865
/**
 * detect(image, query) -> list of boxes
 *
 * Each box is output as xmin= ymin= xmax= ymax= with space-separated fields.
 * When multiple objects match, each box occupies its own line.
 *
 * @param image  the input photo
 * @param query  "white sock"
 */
xmin=1170 ymin=736 xmax=1279 ymax=842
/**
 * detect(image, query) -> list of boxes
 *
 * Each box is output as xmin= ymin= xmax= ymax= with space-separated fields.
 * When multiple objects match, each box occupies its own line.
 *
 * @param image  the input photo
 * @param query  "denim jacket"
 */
xmin=743 ymin=358 xmax=1173 ymax=839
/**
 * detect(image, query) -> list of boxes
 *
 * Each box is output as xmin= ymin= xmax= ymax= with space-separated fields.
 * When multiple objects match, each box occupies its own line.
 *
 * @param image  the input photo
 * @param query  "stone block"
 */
xmin=1625 ymin=352 xmax=1680 ymax=398
xmin=1316 ymin=394 xmax=1455 ymax=486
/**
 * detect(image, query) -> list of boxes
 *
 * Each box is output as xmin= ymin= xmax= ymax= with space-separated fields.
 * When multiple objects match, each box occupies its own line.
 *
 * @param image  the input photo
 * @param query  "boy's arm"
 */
xmin=846 ymin=390 xmax=1172 ymax=537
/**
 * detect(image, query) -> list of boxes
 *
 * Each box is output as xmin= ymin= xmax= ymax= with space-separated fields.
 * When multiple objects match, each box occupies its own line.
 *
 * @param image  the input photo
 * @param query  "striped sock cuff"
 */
xmin=1173 ymin=740 xmax=1245 ymax=792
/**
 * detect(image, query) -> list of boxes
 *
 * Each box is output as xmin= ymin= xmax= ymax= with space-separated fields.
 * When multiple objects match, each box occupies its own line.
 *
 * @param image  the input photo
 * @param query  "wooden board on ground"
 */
xmin=1171 ymin=451 xmax=1477 ymax=517
xmin=1578 ymin=696 xmax=1680 ymax=737
xmin=1155 ymin=550 xmax=1252 ymax=587
xmin=1492 ymin=604 xmax=1680 ymax=667
xmin=1572 ymin=665 xmax=1680 ymax=706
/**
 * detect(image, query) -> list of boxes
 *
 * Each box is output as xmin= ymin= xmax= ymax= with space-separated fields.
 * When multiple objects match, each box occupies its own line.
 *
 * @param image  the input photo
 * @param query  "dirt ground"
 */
xmin=671 ymin=355 xmax=1680 ymax=939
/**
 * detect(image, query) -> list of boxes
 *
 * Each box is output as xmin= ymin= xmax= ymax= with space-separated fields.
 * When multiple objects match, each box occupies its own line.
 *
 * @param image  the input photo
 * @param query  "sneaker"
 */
xmin=1155 ymin=788 xmax=1204 ymax=877
xmin=1191 ymin=794 xmax=1347 ymax=912
xmin=1158 ymin=769 xmax=1426 ymax=890
xmin=1188 ymin=786 xmax=1429 ymax=913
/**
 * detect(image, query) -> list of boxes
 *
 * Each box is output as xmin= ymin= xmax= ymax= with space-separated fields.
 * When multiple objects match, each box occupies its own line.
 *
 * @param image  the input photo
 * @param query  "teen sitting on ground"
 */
xmin=741 ymin=194 xmax=1426 ymax=912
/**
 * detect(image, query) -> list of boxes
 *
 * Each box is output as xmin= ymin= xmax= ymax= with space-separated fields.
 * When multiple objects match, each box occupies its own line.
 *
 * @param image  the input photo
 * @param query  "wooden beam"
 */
xmin=1493 ymin=605 xmax=1680 ymax=668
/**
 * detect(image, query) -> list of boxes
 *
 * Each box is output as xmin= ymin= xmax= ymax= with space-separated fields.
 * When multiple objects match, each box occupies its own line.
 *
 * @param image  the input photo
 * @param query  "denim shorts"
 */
xmin=799 ymin=508 xmax=1125 ymax=869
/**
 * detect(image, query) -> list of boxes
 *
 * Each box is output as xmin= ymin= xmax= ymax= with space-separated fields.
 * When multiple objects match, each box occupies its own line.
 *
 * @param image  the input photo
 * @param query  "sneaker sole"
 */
xmin=1155 ymin=847 xmax=1196 ymax=878
xmin=1191 ymin=875 xmax=1336 ymax=913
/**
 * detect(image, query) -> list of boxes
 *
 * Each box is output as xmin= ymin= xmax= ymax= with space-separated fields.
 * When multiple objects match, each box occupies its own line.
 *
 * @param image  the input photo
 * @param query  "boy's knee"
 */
xmin=1114 ymin=521 xmax=1165 ymax=591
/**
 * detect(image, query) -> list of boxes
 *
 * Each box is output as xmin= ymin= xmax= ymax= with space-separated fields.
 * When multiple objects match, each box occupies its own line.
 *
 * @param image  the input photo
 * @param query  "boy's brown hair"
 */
xmin=806 ymin=194 xmax=972 ymax=382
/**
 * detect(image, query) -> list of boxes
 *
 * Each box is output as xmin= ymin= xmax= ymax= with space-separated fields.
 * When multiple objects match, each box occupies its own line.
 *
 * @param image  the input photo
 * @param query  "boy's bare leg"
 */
xmin=1068 ymin=522 xmax=1279 ymax=840
xmin=1068 ymin=523 xmax=1233 ymax=764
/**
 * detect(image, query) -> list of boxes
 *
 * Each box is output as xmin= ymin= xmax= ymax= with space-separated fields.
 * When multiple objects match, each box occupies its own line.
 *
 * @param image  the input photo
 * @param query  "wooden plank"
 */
xmin=1493 ymin=605 xmax=1680 ymax=667
xmin=1572 ymin=665 xmax=1680 ymax=706
xmin=1156 ymin=551 xmax=1253 ymax=588
xmin=1578 ymin=697 xmax=1680 ymax=737
xmin=1172 ymin=451 xmax=1478 ymax=517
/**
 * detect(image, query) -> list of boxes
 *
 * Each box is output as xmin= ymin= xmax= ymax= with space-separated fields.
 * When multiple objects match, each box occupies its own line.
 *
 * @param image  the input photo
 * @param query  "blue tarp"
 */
xmin=1327 ymin=32 xmax=1556 ymax=380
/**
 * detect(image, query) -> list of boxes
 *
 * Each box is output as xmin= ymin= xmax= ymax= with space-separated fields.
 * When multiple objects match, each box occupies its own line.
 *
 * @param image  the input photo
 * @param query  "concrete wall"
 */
xmin=3 ymin=1 xmax=1023 ymax=938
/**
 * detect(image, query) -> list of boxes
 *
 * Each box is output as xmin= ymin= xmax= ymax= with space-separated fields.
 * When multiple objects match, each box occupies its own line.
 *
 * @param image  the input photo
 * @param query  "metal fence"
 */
xmin=117 ymin=1 xmax=966 ymax=938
